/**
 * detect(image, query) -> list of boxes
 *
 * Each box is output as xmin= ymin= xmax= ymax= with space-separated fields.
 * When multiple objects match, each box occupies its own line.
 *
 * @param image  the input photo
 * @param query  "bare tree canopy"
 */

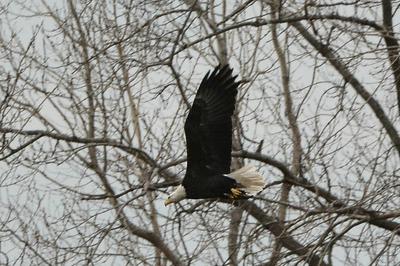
xmin=0 ymin=0 xmax=399 ymax=265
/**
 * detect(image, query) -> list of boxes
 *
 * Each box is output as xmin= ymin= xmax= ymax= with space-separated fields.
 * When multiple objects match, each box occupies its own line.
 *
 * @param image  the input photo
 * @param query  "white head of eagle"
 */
xmin=164 ymin=65 xmax=265 ymax=206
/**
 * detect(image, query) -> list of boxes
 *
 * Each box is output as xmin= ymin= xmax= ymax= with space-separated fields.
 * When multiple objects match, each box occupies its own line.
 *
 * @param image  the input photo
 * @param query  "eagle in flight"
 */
xmin=164 ymin=65 xmax=265 ymax=206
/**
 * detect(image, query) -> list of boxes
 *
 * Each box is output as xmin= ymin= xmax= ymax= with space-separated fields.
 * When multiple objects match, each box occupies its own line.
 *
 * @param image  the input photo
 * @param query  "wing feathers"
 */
xmin=184 ymin=65 xmax=239 ymax=176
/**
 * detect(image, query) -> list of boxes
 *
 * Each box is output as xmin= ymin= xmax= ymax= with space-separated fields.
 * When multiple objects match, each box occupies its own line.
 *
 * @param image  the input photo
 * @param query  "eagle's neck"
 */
xmin=170 ymin=185 xmax=187 ymax=202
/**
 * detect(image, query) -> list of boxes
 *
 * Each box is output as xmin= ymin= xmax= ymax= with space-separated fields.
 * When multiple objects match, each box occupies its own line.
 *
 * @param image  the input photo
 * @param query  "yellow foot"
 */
xmin=230 ymin=188 xmax=243 ymax=199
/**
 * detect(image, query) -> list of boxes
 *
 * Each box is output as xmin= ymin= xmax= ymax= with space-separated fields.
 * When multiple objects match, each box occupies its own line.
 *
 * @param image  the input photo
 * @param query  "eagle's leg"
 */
xmin=230 ymin=188 xmax=245 ymax=199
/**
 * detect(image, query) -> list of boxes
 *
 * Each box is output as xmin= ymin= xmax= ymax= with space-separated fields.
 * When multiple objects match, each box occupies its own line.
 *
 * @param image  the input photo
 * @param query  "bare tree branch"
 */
xmin=290 ymin=21 xmax=400 ymax=156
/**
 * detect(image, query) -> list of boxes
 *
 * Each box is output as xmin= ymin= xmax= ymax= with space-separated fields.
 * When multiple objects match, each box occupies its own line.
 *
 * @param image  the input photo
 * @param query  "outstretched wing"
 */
xmin=184 ymin=65 xmax=239 ymax=176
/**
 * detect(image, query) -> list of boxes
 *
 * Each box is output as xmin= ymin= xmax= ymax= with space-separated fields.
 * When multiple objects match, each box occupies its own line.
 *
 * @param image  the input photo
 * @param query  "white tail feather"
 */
xmin=225 ymin=165 xmax=266 ymax=196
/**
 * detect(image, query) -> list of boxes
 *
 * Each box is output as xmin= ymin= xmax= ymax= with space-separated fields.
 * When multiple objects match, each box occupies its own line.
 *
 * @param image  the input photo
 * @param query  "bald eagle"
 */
xmin=164 ymin=65 xmax=265 ymax=206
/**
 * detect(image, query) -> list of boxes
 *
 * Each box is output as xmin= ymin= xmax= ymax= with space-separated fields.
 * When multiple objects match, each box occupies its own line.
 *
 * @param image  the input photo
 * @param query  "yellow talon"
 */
xmin=230 ymin=188 xmax=242 ymax=198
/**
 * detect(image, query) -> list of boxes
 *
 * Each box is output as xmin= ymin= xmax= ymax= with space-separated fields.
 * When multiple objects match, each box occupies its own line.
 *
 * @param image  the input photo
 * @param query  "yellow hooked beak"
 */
xmin=164 ymin=198 xmax=173 ymax=206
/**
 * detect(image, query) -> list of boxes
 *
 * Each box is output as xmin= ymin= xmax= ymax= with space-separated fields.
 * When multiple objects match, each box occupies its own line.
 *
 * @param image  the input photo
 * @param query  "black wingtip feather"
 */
xmin=196 ymin=64 xmax=238 ymax=102
xmin=199 ymin=70 xmax=211 ymax=89
xmin=211 ymin=64 xmax=238 ymax=86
